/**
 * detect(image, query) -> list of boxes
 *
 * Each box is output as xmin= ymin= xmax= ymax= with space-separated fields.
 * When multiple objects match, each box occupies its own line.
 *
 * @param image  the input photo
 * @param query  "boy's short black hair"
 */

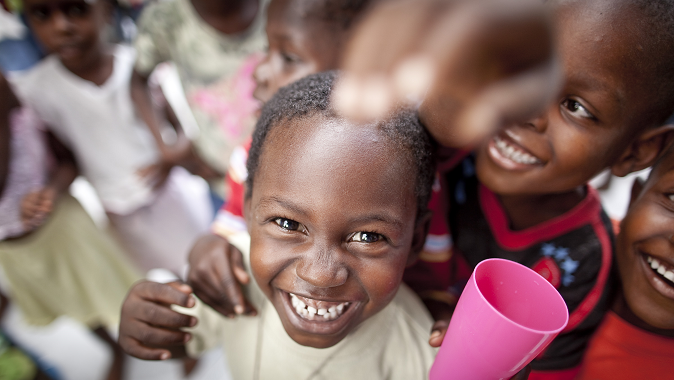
xmin=245 ymin=71 xmax=436 ymax=217
xmin=631 ymin=0 xmax=674 ymax=126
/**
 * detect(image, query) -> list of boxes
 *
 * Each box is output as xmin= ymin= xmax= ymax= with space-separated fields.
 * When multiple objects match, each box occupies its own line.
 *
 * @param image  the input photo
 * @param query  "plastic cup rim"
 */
xmin=470 ymin=258 xmax=569 ymax=335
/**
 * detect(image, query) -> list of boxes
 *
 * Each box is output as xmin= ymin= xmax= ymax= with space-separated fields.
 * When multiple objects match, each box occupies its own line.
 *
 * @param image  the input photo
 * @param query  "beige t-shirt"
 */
xmin=178 ymin=233 xmax=438 ymax=380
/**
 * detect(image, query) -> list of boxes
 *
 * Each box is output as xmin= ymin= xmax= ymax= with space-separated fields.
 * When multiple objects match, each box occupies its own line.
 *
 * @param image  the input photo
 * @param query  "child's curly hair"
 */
xmin=245 ymin=70 xmax=436 ymax=219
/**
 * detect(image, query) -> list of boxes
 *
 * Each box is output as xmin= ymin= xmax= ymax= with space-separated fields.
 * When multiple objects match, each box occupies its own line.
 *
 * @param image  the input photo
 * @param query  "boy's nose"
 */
xmin=295 ymin=247 xmax=349 ymax=289
xmin=51 ymin=11 xmax=73 ymax=33
xmin=523 ymin=113 xmax=548 ymax=133
xmin=253 ymin=59 xmax=270 ymax=89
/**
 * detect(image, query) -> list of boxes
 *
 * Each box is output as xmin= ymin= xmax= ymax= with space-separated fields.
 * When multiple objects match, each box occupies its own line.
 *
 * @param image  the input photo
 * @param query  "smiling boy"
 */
xmin=118 ymin=71 xmax=438 ymax=379
xmin=414 ymin=0 xmax=673 ymax=377
xmin=576 ymin=144 xmax=673 ymax=380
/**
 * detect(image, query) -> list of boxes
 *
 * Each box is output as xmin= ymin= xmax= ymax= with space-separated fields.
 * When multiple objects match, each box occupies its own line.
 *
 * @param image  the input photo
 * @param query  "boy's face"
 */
xmin=245 ymin=115 xmax=420 ymax=348
xmin=24 ymin=0 xmax=107 ymax=70
xmin=617 ymin=152 xmax=673 ymax=329
xmin=253 ymin=0 xmax=340 ymax=104
xmin=467 ymin=0 xmax=662 ymax=195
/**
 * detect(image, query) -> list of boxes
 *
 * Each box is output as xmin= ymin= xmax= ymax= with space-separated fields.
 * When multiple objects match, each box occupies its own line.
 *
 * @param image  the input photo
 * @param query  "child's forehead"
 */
xmin=554 ymin=0 xmax=669 ymax=124
xmin=265 ymin=114 xmax=414 ymax=172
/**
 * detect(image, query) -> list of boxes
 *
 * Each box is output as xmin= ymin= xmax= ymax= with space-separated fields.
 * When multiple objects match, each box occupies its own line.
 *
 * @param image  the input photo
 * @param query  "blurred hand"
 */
xmin=138 ymin=132 xmax=192 ymax=189
xmin=118 ymin=281 xmax=196 ymax=360
xmin=20 ymin=187 xmax=56 ymax=230
xmin=187 ymin=234 xmax=257 ymax=318
xmin=335 ymin=0 xmax=561 ymax=147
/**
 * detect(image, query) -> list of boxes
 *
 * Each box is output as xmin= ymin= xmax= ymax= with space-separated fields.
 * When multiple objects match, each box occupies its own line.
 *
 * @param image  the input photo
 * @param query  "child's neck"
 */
xmin=190 ymin=0 xmax=259 ymax=35
xmin=613 ymin=293 xmax=673 ymax=337
xmin=63 ymin=43 xmax=114 ymax=87
xmin=497 ymin=186 xmax=587 ymax=231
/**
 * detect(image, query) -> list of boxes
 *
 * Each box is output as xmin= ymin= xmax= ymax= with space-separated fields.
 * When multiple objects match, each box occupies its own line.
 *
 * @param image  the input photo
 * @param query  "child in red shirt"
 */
xmin=576 ymin=144 xmax=673 ymax=380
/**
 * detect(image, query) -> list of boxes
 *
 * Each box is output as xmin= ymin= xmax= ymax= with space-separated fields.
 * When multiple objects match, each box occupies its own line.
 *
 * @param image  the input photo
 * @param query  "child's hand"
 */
xmin=118 ymin=281 xmax=197 ymax=360
xmin=20 ymin=187 xmax=56 ymax=230
xmin=428 ymin=318 xmax=450 ymax=348
xmin=187 ymin=234 xmax=257 ymax=318
xmin=180 ymin=150 xmax=223 ymax=182
xmin=138 ymin=133 xmax=192 ymax=189
xmin=335 ymin=0 xmax=560 ymax=147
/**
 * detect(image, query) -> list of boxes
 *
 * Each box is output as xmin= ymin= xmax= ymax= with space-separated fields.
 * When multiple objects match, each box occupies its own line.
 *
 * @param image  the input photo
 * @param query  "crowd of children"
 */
xmin=0 ymin=0 xmax=672 ymax=379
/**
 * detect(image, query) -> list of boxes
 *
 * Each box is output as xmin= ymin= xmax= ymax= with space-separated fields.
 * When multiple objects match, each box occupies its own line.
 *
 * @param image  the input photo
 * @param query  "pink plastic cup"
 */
xmin=429 ymin=258 xmax=569 ymax=380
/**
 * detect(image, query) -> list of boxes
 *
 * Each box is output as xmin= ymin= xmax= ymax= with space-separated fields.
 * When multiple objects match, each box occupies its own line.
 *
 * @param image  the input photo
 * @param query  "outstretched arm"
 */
xmin=335 ymin=0 xmax=560 ymax=147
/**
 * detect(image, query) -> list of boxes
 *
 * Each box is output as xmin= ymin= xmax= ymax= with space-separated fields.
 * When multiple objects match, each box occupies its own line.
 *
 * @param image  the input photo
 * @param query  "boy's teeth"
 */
xmin=493 ymin=136 xmax=540 ymax=165
xmin=289 ymin=293 xmax=350 ymax=322
xmin=646 ymin=256 xmax=674 ymax=285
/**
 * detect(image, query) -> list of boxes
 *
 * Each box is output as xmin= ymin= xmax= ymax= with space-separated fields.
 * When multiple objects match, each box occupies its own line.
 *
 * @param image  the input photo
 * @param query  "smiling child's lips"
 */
xmin=289 ymin=292 xmax=350 ymax=321
xmin=487 ymin=131 xmax=544 ymax=171
xmin=640 ymin=253 xmax=674 ymax=299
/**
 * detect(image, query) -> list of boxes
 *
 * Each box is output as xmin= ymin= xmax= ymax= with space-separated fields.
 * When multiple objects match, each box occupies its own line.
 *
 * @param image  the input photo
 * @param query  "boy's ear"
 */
xmin=629 ymin=177 xmax=645 ymax=208
xmin=611 ymin=125 xmax=674 ymax=177
xmin=407 ymin=211 xmax=432 ymax=267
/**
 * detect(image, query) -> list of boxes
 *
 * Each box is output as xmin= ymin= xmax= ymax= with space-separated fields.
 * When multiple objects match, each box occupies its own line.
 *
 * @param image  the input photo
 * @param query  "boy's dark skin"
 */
xmin=424 ymin=0 xmax=673 ymax=350
xmin=187 ymin=0 xmax=365 ymax=319
xmin=615 ymin=145 xmax=673 ymax=335
xmin=119 ymin=112 xmax=430 ymax=354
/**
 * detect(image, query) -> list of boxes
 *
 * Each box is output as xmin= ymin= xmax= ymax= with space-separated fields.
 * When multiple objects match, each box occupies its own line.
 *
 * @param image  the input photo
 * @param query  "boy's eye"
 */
xmin=349 ymin=232 xmax=384 ymax=243
xmin=63 ymin=2 xmax=90 ymax=17
xmin=281 ymin=52 xmax=300 ymax=64
xmin=27 ymin=6 xmax=51 ymax=20
xmin=561 ymin=99 xmax=595 ymax=120
xmin=274 ymin=218 xmax=306 ymax=232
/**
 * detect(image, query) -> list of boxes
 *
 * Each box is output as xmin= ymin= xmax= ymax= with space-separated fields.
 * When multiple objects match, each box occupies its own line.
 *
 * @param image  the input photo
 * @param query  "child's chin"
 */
xmin=283 ymin=328 xmax=347 ymax=349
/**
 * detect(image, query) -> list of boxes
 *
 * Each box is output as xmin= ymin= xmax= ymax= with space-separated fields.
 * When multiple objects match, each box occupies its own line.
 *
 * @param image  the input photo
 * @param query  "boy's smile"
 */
xmin=245 ymin=114 xmax=421 ymax=348
xmin=435 ymin=0 xmax=670 ymax=199
xmin=617 ymin=151 xmax=673 ymax=330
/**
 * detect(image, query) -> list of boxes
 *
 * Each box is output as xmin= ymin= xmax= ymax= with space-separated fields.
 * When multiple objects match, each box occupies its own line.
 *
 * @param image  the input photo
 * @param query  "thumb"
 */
xmin=429 ymin=319 xmax=451 ymax=348
xmin=456 ymin=60 xmax=562 ymax=146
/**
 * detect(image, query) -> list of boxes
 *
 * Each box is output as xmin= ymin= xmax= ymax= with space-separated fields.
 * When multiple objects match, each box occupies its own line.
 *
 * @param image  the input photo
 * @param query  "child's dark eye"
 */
xmin=274 ymin=217 xmax=306 ymax=232
xmin=349 ymin=232 xmax=384 ymax=243
xmin=281 ymin=52 xmax=300 ymax=64
xmin=561 ymin=99 xmax=595 ymax=120
xmin=64 ymin=2 xmax=90 ymax=17
xmin=27 ymin=6 xmax=51 ymax=21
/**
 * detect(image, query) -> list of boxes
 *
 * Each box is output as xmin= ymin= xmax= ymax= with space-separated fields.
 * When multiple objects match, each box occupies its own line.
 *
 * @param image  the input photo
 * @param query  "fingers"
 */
xmin=119 ymin=281 xmax=196 ymax=361
xmin=335 ymin=0 xmax=441 ymax=121
xmin=457 ymin=60 xmax=561 ymax=145
xmin=118 ymin=335 xmax=174 ymax=361
xmin=20 ymin=190 xmax=54 ymax=229
xmin=428 ymin=319 xmax=450 ymax=348
xmin=187 ymin=235 xmax=257 ymax=317
xmin=137 ymin=280 xmax=195 ymax=308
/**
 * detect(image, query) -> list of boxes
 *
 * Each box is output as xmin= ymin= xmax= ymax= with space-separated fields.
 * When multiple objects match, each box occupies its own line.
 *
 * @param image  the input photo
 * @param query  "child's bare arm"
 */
xmin=131 ymin=69 xmax=192 ymax=188
xmin=20 ymin=132 xmax=77 ymax=229
xmin=187 ymin=234 xmax=257 ymax=318
xmin=335 ymin=0 xmax=560 ymax=147
xmin=119 ymin=281 xmax=197 ymax=360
